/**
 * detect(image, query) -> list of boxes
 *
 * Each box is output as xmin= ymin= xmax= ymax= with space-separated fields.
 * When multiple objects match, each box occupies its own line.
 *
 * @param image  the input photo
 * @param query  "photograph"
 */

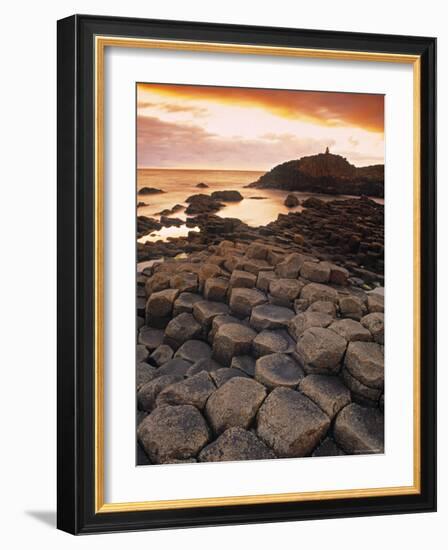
xmin=135 ymin=83 xmax=385 ymax=466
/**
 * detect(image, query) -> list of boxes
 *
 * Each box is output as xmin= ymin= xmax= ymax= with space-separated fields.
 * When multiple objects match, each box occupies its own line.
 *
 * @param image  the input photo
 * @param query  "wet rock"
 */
xmin=205 ymin=377 xmax=267 ymax=434
xmin=136 ymin=362 xmax=157 ymax=390
xmin=240 ymin=258 xmax=274 ymax=275
xmin=301 ymin=283 xmax=339 ymax=304
xmin=342 ymin=367 xmax=382 ymax=402
xmin=137 ymin=374 xmax=183 ymax=411
xmin=170 ymin=272 xmax=198 ymax=293
xmin=300 ymin=261 xmax=331 ymax=283
xmin=367 ymin=292 xmax=384 ymax=313
xmin=138 ymin=326 xmax=165 ymax=351
xmin=154 ymin=358 xmax=192 ymax=379
xmin=138 ymin=405 xmax=210 ymax=463
xmin=250 ymin=304 xmax=295 ymax=331
xmin=312 ymin=437 xmax=345 ymax=457
xmin=344 ymin=341 xmax=384 ymax=389
xmin=229 ymin=269 xmax=257 ymax=289
xmin=145 ymin=288 xmax=179 ymax=327
xmin=329 ymin=319 xmax=372 ymax=342
xmin=145 ymin=272 xmax=171 ymax=295
xmin=209 ymin=314 xmax=243 ymax=341
xmin=328 ymin=264 xmax=349 ymax=286
xmin=156 ymin=371 xmax=216 ymax=409
xmin=288 ymin=311 xmax=333 ymax=341
xmin=284 ymin=194 xmax=299 ymax=207
xmin=296 ymin=327 xmax=347 ymax=374
xmin=231 ymin=355 xmax=256 ymax=376
xmin=212 ymin=323 xmax=257 ymax=366
xmin=256 ymin=387 xmax=330 ymax=457
xmin=307 ymin=300 xmax=337 ymax=317
xmin=256 ymin=271 xmax=278 ymax=292
xmin=253 ymin=330 xmax=294 ymax=357
xmin=229 ymin=288 xmax=267 ymax=318
xmin=199 ymin=427 xmax=275 ymax=462
xmin=334 ymin=403 xmax=384 ymax=454
xmin=204 ymin=277 xmax=229 ymax=302
xmin=269 ymin=278 xmax=303 ymax=304
xmin=196 ymin=182 xmax=209 ymax=188
xmin=198 ymin=263 xmax=225 ymax=288
xmin=255 ymin=353 xmax=304 ymax=389
xmin=150 ymin=344 xmax=174 ymax=366
xmin=338 ymin=295 xmax=365 ymax=321
xmin=163 ymin=313 xmax=202 ymax=349
xmin=173 ymin=292 xmax=203 ymax=316
xmin=210 ymin=190 xmax=243 ymax=201
xmin=139 ymin=187 xmax=165 ymax=195
xmin=276 ymin=253 xmax=306 ymax=278
xmin=136 ymin=344 xmax=149 ymax=363
xmin=187 ymin=357 xmax=222 ymax=377
xmin=245 ymin=242 xmax=270 ymax=261
xmin=211 ymin=368 xmax=250 ymax=387
xmin=193 ymin=300 xmax=230 ymax=329
xmin=361 ymin=312 xmax=384 ymax=344
xmin=175 ymin=339 xmax=212 ymax=363
xmin=300 ymin=374 xmax=351 ymax=418
xmin=185 ymin=194 xmax=224 ymax=215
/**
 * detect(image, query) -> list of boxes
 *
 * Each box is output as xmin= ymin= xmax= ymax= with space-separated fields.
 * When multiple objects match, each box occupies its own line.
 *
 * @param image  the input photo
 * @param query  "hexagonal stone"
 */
xmin=269 ymin=278 xmax=303 ymax=304
xmin=229 ymin=288 xmax=267 ymax=318
xmin=136 ymin=344 xmax=149 ymax=363
xmin=245 ymin=242 xmax=270 ymax=260
xmin=204 ymin=277 xmax=229 ymax=302
xmin=193 ymin=300 xmax=230 ymax=329
xmin=300 ymin=374 xmax=351 ymax=418
xmin=276 ymin=253 xmax=306 ymax=278
xmin=137 ymin=374 xmax=183 ymax=411
xmin=361 ymin=312 xmax=384 ymax=344
xmin=145 ymin=272 xmax=171 ymax=296
xmin=308 ymin=300 xmax=337 ymax=317
xmin=210 ymin=368 xmax=250 ymax=387
xmin=209 ymin=314 xmax=243 ymax=342
xmin=255 ymin=353 xmax=304 ymax=389
xmin=169 ymin=272 xmax=198 ymax=293
xmin=329 ymin=319 xmax=372 ymax=342
xmin=156 ymin=371 xmax=216 ymax=410
xmin=154 ymin=358 xmax=191 ymax=379
xmin=300 ymin=261 xmax=331 ymax=283
xmin=173 ymin=292 xmax=203 ymax=316
xmin=367 ymin=292 xmax=384 ymax=313
xmin=174 ymin=339 xmax=212 ymax=363
xmin=138 ymin=326 xmax=164 ymax=351
xmin=239 ymin=258 xmax=274 ymax=275
xmin=149 ymin=344 xmax=174 ymax=366
xmin=163 ymin=313 xmax=201 ymax=349
xmin=250 ymin=304 xmax=295 ymax=331
xmin=312 ymin=437 xmax=345 ymax=457
xmin=186 ymin=357 xmax=222 ymax=377
xmin=145 ymin=288 xmax=179 ymax=327
xmin=136 ymin=362 xmax=157 ymax=390
xmin=296 ymin=327 xmax=347 ymax=374
xmin=205 ymin=377 xmax=267 ymax=434
xmin=138 ymin=405 xmax=210 ymax=463
xmin=253 ymin=330 xmax=294 ymax=357
xmin=341 ymin=367 xmax=382 ymax=403
xmin=328 ymin=264 xmax=349 ymax=286
xmin=300 ymin=283 xmax=338 ymax=304
xmin=338 ymin=295 xmax=365 ymax=321
xmin=344 ymin=341 xmax=384 ymax=389
xmin=212 ymin=323 xmax=257 ymax=366
xmin=288 ymin=311 xmax=333 ymax=341
xmin=231 ymin=355 xmax=256 ymax=376
xmin=256 ymin=387 xmax=330 ymax=457
xmin=229 ymin=269 xmax=257 ymax=289
xmin=256 ymin=271 xmax=278 ymax=292
xmin=198 ymin=427 xmax=276 ymax=462
xmin=334 ymin=403 xmax=384 ymax=454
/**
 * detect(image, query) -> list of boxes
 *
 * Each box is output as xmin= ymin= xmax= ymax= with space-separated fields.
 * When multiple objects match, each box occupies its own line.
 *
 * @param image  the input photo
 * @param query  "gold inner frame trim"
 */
xmin=94 ymin=35 xmax=421 ymax=514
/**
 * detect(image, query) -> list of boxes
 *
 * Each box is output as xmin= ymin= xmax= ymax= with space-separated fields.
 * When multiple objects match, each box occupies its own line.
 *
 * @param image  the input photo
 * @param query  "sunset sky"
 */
xmin=137 ymin=83 xmax=384 ymax=171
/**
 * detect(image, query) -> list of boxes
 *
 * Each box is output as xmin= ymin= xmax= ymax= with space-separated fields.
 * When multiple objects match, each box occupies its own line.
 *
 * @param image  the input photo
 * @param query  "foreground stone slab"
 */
xmin=150 ymin=344 xmax=174 ymax=366
xmin=212 ymin=323 xmax=257 ymax=366
xmin=300 ymin=374 xmax=351 ymax=418
xmin=174 ymin=339 xmax=212 ymax=363
xmin=338 ymin=295 xmax=365 ymax=321
xmin=300 ymin=261 xmax=331 ymax=283
xmin=154 ymin=358 xmax=192 ymax=379
xmin=204 ymin=277 xmax=229 ymax=302
xmin=198 ymin=427 xmax=276 ymax=462
xmin=361 ymin=312 xmax=385 ymax=344
xmin=276 ymin=253 xmax=305 ymax=278
xmin=156 ymin=371 xmax=216 ymax=410
xmin=193 ymin=300 xmax=230 ymax=329
xmin=342 ymin=367 xmax=382 ymax=403
xmin=136 ymin=362 xmax=157 ymax=390
xmin=269 ymin=278 xmax=303 ymax=304
xmin=257 ymin=387 xmax=330 ymax=457
xmin=138 ymin=326 xmax=165 ymax=351
xmin=210 ymin=368 xmax=249 ymax=387
xmin=145 ymin=288 xmax=179 ymax=327
xmin=173 ymin=292 xmax=203 ymax=316
xmin=312 ymin=437 xmax=345 ymax=457
xmin=329 ymin=319 xmax=372 ymax=342
xmin=205 ymin=377 xmax=267 ymax=434
xmin=229 ymin=269 xmax=257 ymax=289
xmin=344 ymin=341 xmax=384 ymax=389
xmin=300 ymin=283 xmax=339 ymax=304
xmin=229 ymin=288 xmax=267 ymax=318
xmin=136 ymin=344 xmax=149 ymax=363
xmin=296 ymin=327 xmax=347 ymax=374
xmin=163 ymin=313 xmax=201 ymax=349
xmin=137 ymin=374 xmax=183 ymax=411
xmin=288 ymin=311 xmax=333 ymax=341
xmin=186 ymin=357 xmax=222 ymax=377
xmin=334 ymin=403 xmax=384 ymax=454
xmin=138 ymin=405 xmax=210 ymax=463
xmin=307 ymin=300 xmax=337 ymax=317
xmin=367 ymin=292 xmax=384 ymax=313
xmin=253 ymin=330 xmax=293 ymax=357
xmin=231 ymin=355 xmax=256 ymax=376
xmin=255 ymin=353 xmax=304 ymax=389
xmin=250 ymin=304 xmax=295 ymax=331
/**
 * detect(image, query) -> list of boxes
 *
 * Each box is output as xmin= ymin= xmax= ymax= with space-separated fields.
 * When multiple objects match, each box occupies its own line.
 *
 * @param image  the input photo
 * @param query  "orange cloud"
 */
xmin=137 ymin=83 xmax=384 ymax=133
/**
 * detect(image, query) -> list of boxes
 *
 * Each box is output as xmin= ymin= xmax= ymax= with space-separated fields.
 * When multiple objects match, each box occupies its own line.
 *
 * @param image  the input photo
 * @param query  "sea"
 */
xmin=137 ymin=168 xmax=383 ymax=243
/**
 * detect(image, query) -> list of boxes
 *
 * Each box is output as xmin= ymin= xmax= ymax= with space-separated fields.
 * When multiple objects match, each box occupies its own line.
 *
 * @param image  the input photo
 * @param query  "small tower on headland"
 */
xmin=325 ymin=146 xmax=330 ymax=154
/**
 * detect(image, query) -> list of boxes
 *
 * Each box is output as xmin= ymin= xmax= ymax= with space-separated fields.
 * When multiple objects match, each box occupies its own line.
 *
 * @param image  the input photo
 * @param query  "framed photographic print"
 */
xmin=57 ymin=15 xmax=436 ymax=534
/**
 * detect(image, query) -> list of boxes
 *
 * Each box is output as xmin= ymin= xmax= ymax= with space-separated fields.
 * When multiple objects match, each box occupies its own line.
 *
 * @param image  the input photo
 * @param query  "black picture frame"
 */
xmin=57 ymin=14 xmax=436 ymax=534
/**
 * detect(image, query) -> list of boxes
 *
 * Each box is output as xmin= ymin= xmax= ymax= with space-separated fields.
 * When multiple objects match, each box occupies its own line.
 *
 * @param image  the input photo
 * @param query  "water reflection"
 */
xmin=137 ymin=224 xmax=200 ymax=244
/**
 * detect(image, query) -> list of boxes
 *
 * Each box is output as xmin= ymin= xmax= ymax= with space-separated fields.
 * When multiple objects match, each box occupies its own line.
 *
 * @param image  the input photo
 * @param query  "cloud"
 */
xmin=137 ymin=84 xmax=384 ymax=133
xmin=137 ymin=115 xmax=338 ymax=170
xmin=137 ymin=100 xmax=208 ymax=116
